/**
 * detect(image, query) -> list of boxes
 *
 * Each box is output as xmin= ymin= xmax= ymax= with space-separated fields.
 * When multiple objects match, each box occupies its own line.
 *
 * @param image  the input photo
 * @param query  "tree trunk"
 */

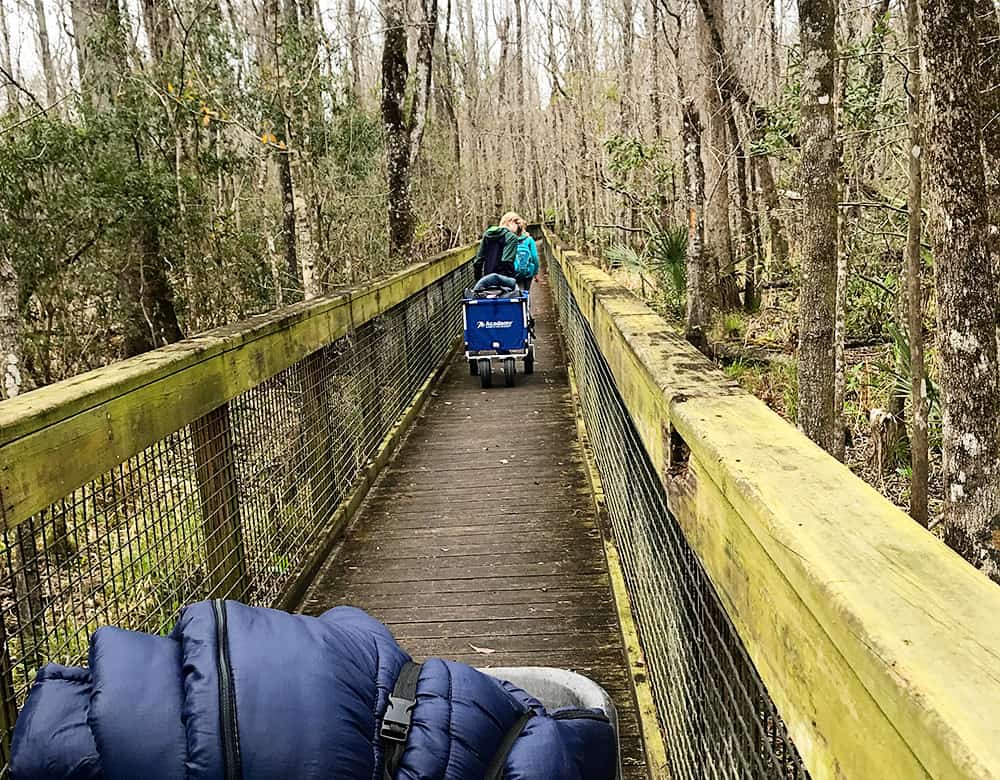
xmin=921 ymin=0 xmax=1000 ymax=579
xmin=32 ymin=0 xmax=59 ymax=106
xmin=857 ymin=0 xmax=891 ymax=184
xmin=661 ymin=1 xmax=686 ymax=225
xmin=381 ymin=0 xmax=414 ymax=254
xmin=120 ymin=215 xmax=185 ymax=358
xmin=905 ymin=0 xmax=928 ymax=527
xmin=619 ymin=0 xmax=635 ymax=135
xmin=283 ymin=0 xmax=323 ymax=297
xmin=683 ymin=99 xmax=710 ymax=356
xmin=755 ymin=154 xmax=790 ymax=277
xmin=440 ymin=0 xmax=462 ymax=174
xmin=140 ymin=0 xmax=175 ymax=64
xmin=514 ymin=0 xmax=527 ymax=207
xmin=71 ymin=0 xmax=127 ymax=111
xmin=579 ymin=0 xmax=593 ymax=74
xmin=346 ymin=0 xmax=362 ymax=100
xmin=730 ymin=113 xmax=756 ymax=311
xmin=497 ymin=15 xmax=511 ymax=206
xmin=975 ymin=0 xmax=1000 ymax=263
xmin=74 ymin=0 xmax=183 ymax=356
xmin=277 ymin=151 xmax=302 ymax=291
xmin=408 ymin=0 xmax=438 ymax=171
xmin=0 ymin=253 xmax=21 ymax=400
xmin=695 ymin=0 xmax=789 ymax=280
xmin=0 ymin=0 xmax=19 ymax=111
xmin=650 ymin=0 xmax=662 ymax=143
xmin=696 ymin=5 xmax=738 ymax=309
xmin=702 ymin=78 xmax=736 ymax=307
xmin=832 ymin=200 xmax=847 ymax=461
xmin=796 ymin=0 xmax=840 ymax=455
xmin=461 ymin=0 xmax=479 ymax=83
xmin=289 ymin=149 xmax=319 ymax=298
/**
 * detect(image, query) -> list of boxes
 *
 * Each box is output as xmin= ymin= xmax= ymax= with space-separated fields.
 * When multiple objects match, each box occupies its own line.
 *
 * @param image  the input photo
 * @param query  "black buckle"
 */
xmin=380 ymin=695 xmax=415 ymax=742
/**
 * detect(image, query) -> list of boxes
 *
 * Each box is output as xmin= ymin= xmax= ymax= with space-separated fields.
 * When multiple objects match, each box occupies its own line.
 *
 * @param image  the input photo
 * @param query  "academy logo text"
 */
xmin=476 ymin=320 xmax=514 ymax=328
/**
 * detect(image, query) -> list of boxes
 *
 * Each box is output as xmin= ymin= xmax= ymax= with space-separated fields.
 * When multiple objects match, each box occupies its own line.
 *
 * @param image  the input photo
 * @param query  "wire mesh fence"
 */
xmin=548 ymin=248 xmax=808 ymax=780
xmin=0 ymin=262 xmax=470 ymax=767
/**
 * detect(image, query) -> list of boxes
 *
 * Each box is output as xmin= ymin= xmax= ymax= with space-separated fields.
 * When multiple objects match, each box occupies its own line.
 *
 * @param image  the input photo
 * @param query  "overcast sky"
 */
xmin=3 ymin=0 xmax=796 ymax=110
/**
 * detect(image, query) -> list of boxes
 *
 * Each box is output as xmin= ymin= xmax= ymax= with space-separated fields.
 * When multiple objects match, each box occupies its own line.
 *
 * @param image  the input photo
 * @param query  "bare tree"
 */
xmin=695 ymin=0 xmax=756 ymax=310
xmin=619 ymin=0 xmax=636 ymax=135
xmin=408 ymin=0 xmax=438 ymax=170
xmin=381 ymin=0 xmax=413 ymax=253
xmin=0 ymin=252 xmax=21 ymax=400
xmin=381 ymin=0 xmax=437 ymax=254
xmin=975 ymin=0 xmax=1000 ymax=260
xmin=700 ymin=58 xmax=736 ymax=306
xmin=69 ymin=0 xmax=185 ymax=355
xmin=693 ymin=0 xmax=788 ymax=277
xmin=347 ymin=0 xmax=363 ymax=100
xmin=0 ymin=0 xmax=19 ymax=111
xmin=32 ymin=0 xmax=60 ymax=106
xmin=795 ymin=0 xmax=840 ymax=454
xmin=71 ymin=0 xmax=128 ymax=110
xmin=904 ymin=0 xmax=928 ymax=527
xmin=683 ymin=99 xmax=710 ymax=355
xmin=650 ymin=0 xmax=662 ymax=143
xmin=140 ymin=0 xmax=176 ymax=63
xmin=921 ymin=0 xmax=1000 ymax=580
xmin=282 ymin=0 xmax=322 ymax=298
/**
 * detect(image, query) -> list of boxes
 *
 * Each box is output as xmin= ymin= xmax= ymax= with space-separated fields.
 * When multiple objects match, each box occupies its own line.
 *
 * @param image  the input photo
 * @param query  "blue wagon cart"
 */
xmin=463 ymin=290 xmax=535 ymax=387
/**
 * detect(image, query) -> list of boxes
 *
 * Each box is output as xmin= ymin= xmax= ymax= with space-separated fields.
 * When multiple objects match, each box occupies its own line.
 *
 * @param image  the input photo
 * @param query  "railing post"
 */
xmin=190 ymin=402 xmax=248 ymax=601
xmin=355 ymin=320 xmax=383 ymax=461
xmin=299 ymin=349 xmax=337 ymax=519
xmin=0 ymin=609 xmax=19 ymax=767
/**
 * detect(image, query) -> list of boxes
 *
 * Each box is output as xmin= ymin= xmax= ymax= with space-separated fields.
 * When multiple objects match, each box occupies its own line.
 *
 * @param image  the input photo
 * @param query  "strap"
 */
xmin=483 ymin=710 xmax=535 ymax=780
xmin=381 ymin=661 xmax=422 ymax=780
xmin=382 ymin=663 xmax=533 ymax=780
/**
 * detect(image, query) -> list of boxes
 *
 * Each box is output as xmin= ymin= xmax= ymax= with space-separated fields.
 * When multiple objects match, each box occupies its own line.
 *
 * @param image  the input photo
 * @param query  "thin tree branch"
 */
xmin=592 ymin=223 xmax=653 ymax=235
xmin=840 ymin=200 xmax=909 ymax=215
xmin=0 ymin=63 xmax=47 ymax=112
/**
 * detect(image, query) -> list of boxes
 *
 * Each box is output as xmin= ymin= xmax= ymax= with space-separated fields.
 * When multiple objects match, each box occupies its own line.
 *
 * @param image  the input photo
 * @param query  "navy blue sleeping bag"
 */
xmin=10 ymin=600 xmax=617 ymax=779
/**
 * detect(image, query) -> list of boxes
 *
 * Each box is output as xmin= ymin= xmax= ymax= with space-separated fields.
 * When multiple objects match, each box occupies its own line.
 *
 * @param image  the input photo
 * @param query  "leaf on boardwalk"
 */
xmin=468 ymin=643 xmax=496 ymax=655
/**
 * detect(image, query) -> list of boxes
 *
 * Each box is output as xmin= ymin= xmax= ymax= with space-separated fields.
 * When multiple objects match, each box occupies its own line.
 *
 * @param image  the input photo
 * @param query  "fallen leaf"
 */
xmin=469 ymin=644 xmax=496 ymax=655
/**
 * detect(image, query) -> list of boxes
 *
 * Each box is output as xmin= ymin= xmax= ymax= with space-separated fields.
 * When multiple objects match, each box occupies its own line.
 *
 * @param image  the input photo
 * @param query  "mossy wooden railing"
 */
xmin=0 ymin=246 xmax=472 ymax=531
xmin=544 ymin=227 xmax=1000 ymax=780
xmin=0 ymin=245 xmax=474 ymax=765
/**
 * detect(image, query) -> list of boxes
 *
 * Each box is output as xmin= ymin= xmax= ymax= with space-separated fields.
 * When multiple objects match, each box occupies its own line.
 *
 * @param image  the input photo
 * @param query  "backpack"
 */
xmin=514 ymin=236 xmax=538 ymax=278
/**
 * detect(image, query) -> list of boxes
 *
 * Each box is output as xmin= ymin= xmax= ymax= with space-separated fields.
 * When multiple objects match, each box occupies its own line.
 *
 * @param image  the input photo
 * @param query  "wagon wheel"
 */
xmin=504 ymin=358 xmax=516 ymax=387
xmin=479 ymin=359 xmax=493 ymax=388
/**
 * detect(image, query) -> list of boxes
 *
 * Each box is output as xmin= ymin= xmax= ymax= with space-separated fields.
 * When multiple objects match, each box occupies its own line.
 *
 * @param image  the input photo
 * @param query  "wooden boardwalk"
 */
xmin=300 ymin=274 xmax=647 ymax=779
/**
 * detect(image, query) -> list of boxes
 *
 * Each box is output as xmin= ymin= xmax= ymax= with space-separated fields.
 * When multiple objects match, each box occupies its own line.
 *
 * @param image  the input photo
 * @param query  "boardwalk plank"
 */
xmin=299 ymin=275 xmax=648 ymax=779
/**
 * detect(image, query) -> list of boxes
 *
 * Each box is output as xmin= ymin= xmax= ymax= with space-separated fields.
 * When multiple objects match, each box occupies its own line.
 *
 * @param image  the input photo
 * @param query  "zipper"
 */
xmin=212 ymin=598 xmax=242 ymax=780
xmin=551 ymin=707 xmax=610 ymax=723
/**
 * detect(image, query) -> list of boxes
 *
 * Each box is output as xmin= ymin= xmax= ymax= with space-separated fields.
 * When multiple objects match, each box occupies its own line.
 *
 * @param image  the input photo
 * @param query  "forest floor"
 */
xmin=609 ymin=268 xmax=945 ymax=530
xmin=712 ymin=295 xmax=946 ymax=530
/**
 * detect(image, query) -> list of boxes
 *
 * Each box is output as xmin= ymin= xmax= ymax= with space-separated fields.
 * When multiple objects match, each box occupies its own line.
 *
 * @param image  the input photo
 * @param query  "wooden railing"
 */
xmin=544 ymin=227 xmax=1000 ymax=780
xmin=0 ymin=245 xmax=474 ymax=765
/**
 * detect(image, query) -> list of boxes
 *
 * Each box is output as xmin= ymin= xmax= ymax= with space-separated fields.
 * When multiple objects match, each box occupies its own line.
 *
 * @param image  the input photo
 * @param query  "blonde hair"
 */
xmin=499 ymin=211 xmax=520 ymax=229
